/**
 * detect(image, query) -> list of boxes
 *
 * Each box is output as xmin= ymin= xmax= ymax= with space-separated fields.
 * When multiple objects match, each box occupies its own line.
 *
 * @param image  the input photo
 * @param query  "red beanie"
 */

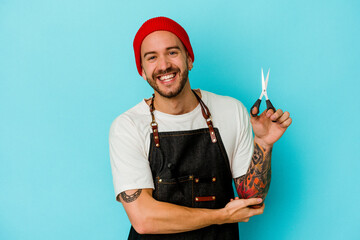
xmin=133 ymin=16 xmax=194 ymax=76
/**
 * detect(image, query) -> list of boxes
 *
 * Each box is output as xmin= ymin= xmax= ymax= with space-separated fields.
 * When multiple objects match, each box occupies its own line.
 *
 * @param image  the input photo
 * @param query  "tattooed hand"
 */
xmin=250 ymin=107 xmax=292 ymax=148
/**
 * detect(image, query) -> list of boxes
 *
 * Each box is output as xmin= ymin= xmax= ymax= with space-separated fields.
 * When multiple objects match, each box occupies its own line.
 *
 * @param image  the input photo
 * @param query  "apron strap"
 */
xmin=149 ymin=90 xmax=217 ymax=148
xmin=149 ymin=94 xmax=160 ymax=147
xmin=192 ymin=90 xmax=217 ymax=144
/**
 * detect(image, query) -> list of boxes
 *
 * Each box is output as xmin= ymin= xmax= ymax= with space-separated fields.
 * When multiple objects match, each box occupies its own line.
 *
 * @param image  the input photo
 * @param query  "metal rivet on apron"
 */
xmin=155 ymin=136 xmax=158 ymax=139
xmin=212 ymin=139 xmax=216 ymax=142
xmin=189 ymin=175 xmax=193 ymax=180
xmin=154 ymin=129 xmax=157 ymax=132
xmin=195 ymin=197 xmax=199 ymax=201
xmin=212 ymin=177 xmax=216 ymax=182
xmin=167 ymin=163 xmax=174 ymax=169
xmin=195 ymin=178 xmax=199 ymax=183
xmin=156 ymin=143 xmax=159 ymax=147
xmin=158 ymin=179 xmax=162 ymax=183
xmin=212 ymin=196 xmax=216 ymax=200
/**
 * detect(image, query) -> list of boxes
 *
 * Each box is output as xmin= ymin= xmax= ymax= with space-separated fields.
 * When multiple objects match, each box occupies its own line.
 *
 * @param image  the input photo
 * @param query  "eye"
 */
xmin=147 ymin=56 xmax=156 ymax=61
xmin=169 ymin=51 xmax=178 ymax=56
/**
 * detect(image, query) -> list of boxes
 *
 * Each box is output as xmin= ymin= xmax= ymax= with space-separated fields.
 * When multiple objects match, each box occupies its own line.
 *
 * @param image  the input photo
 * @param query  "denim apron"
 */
xmin=128 ymin=90 xmax=239 ymax=239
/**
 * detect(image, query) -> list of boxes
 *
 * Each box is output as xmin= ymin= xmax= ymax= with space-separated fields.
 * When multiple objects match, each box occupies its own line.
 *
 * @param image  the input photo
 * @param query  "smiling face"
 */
xmin=140 ymin=31 xmax=193 ymax=98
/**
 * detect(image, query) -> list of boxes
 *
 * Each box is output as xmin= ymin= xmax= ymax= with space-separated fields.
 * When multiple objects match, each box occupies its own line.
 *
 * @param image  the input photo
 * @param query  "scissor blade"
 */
xmin=265 ymin=68 xmax=270 ymax=89
xmin=261 ymin=68 xmax=265 ymax=91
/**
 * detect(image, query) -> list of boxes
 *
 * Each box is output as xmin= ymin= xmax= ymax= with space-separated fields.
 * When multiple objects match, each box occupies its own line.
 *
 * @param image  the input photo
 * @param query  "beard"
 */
xmin=145 ymin=62 xmax=189 ymax=98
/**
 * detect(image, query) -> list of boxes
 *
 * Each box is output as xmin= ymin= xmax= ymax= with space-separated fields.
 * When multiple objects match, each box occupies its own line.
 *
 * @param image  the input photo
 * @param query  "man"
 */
xmin=109 ymin=16 xmax=292 ymax=239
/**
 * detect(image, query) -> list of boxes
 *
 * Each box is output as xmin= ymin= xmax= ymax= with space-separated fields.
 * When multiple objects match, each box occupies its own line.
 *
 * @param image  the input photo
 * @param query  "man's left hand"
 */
xmin=250 ymin=107 xmax=292 ymax=149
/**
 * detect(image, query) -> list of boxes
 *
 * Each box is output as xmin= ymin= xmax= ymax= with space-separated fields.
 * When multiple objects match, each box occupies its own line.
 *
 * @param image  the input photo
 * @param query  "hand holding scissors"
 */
xmin=249 ymin=68 xmax=292 ymax=149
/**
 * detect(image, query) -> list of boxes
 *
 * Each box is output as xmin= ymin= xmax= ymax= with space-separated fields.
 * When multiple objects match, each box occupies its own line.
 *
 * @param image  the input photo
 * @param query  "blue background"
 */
xmin=1 ymin=0 xmax=359 ymax=239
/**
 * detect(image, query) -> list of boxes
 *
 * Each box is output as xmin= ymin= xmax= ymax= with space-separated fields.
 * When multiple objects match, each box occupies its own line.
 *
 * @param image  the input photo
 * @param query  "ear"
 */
xmin=187 ymin=54 xmax=193 ymax=71
xmin=141 ymin=67 xmax=147 ymax=81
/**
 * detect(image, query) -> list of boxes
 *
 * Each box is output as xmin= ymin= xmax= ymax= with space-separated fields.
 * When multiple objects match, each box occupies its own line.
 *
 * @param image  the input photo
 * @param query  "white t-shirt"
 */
xmin=109 ymin=89 xmax=254 ymax=199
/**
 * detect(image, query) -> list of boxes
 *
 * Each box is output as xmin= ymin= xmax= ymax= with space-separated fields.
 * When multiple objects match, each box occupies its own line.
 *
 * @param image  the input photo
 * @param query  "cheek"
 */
xmin=174 ymin=59 xmax=186 ymax=71
xmin=142 ymin=63 xmax=154 ymax=75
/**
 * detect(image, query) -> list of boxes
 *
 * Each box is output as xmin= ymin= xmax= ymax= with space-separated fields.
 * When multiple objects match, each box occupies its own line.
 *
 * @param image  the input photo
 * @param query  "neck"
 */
xmin=152 ymin=82 xmax=200 ymax=115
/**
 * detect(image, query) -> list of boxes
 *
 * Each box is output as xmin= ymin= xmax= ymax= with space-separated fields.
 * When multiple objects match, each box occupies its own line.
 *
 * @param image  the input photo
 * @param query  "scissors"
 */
xmin=250 ymin=68 xmax=276 ymax=117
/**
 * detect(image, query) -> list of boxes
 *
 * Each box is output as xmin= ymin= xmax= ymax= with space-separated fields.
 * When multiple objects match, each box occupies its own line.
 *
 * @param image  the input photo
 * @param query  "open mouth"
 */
xmin=157 ymin=72 xmax=177 ymax=84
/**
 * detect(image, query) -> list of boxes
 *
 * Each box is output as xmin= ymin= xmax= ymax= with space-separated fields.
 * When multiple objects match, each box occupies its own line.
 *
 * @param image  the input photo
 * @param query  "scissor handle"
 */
xmin=266 ymin=100 xmax=278 ymax=122
xmin=266 ymin=100 xmax=275 ymax=112
xmin=250 ymin=99 xmax=261 ymax=117
xmin=251 ymin=99 xmax=276 ymax=118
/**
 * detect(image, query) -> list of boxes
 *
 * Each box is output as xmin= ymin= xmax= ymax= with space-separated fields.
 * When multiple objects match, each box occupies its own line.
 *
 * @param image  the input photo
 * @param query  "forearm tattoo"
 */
xmin=120 ymin=189 xmax=142 ymax=203
xmin=235 ymin=142 xmax=272 ymax=201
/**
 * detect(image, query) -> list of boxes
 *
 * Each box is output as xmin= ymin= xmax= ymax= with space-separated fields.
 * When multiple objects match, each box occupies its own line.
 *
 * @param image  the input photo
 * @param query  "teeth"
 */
xmin=159 ymin=73 xmax=175 ymax=81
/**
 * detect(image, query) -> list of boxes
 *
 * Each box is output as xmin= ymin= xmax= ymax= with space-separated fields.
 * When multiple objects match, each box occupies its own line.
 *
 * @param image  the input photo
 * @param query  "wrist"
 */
xmin=254 ymin=137 xmax=273 ymax=151
xmin=216 ymin=208 xmax=229 ymax=225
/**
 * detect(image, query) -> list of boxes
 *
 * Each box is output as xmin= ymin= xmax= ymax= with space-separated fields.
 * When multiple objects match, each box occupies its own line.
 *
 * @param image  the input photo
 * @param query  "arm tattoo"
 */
xmin=120 ymin=189 xmax=142 ymax=203
xmin=234 ymin=142 xmax=272 ymax=203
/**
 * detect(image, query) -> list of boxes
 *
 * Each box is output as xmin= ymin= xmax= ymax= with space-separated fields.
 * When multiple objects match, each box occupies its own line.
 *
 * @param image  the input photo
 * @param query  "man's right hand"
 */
xmin=221 ymin=197 xmax=265 ymax=223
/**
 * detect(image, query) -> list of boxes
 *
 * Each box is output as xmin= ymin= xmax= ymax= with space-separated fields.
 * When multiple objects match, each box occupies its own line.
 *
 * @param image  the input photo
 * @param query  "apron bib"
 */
xmin=128 ymin=90 xmax=239 ymax=240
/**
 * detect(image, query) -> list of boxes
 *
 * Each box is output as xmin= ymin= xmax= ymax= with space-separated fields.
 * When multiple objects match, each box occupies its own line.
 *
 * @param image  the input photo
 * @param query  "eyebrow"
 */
xmin=143 ymin=46 xmax=181 ymax=58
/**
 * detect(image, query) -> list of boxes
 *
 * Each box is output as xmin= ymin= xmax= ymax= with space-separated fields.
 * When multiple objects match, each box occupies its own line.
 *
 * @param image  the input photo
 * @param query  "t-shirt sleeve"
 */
xmin=109 ymin=115 xmax=154 ymax=201
xmin=231 ymin=101 xmax=254 ymax=178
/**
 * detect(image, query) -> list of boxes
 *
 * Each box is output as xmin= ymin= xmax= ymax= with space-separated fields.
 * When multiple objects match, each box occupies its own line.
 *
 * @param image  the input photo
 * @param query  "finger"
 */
xmin=244 ymin=198 xmax=263 ymax=207
xmin=251 ymin=106 xmax=259 ymax=116
xmin=248 ymin=204 xmax=265 ymax=217
xmin=242 ymin=218 xmax=250 ymax=222
xmin=270 ymin=109 xmax=283 ymax=121
xmin=278 ymin=111 xmax=290 ymax=124
xmin=266 ymin=108 xmax=274 ymax=118
xmin=235 ymin=197 xmax=239 ymax=200
xmin=280 ymin=117 xmax=292 ymax=128
xmin=248 ymin=203 xmax=264 ymax=209
xmin=255 ymin=204 xmax=265 ymax=215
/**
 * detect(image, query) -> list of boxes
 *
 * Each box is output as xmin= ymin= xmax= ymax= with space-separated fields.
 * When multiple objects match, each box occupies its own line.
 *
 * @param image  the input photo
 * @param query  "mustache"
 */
xmin=153 ymin=67 xmax=180 ymax=79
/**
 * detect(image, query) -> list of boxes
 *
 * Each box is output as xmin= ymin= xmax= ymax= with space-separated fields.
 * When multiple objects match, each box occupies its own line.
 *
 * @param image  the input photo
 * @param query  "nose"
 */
xmin=157 ymin=55 xmax=171 ymax=72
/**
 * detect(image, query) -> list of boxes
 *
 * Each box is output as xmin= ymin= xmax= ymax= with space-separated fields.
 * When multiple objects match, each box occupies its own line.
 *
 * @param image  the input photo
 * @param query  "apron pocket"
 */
xmin=154 ymin=175 xmax=194 ymax=207
xmin=193 ymin=175 xmax=219 ymax=209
